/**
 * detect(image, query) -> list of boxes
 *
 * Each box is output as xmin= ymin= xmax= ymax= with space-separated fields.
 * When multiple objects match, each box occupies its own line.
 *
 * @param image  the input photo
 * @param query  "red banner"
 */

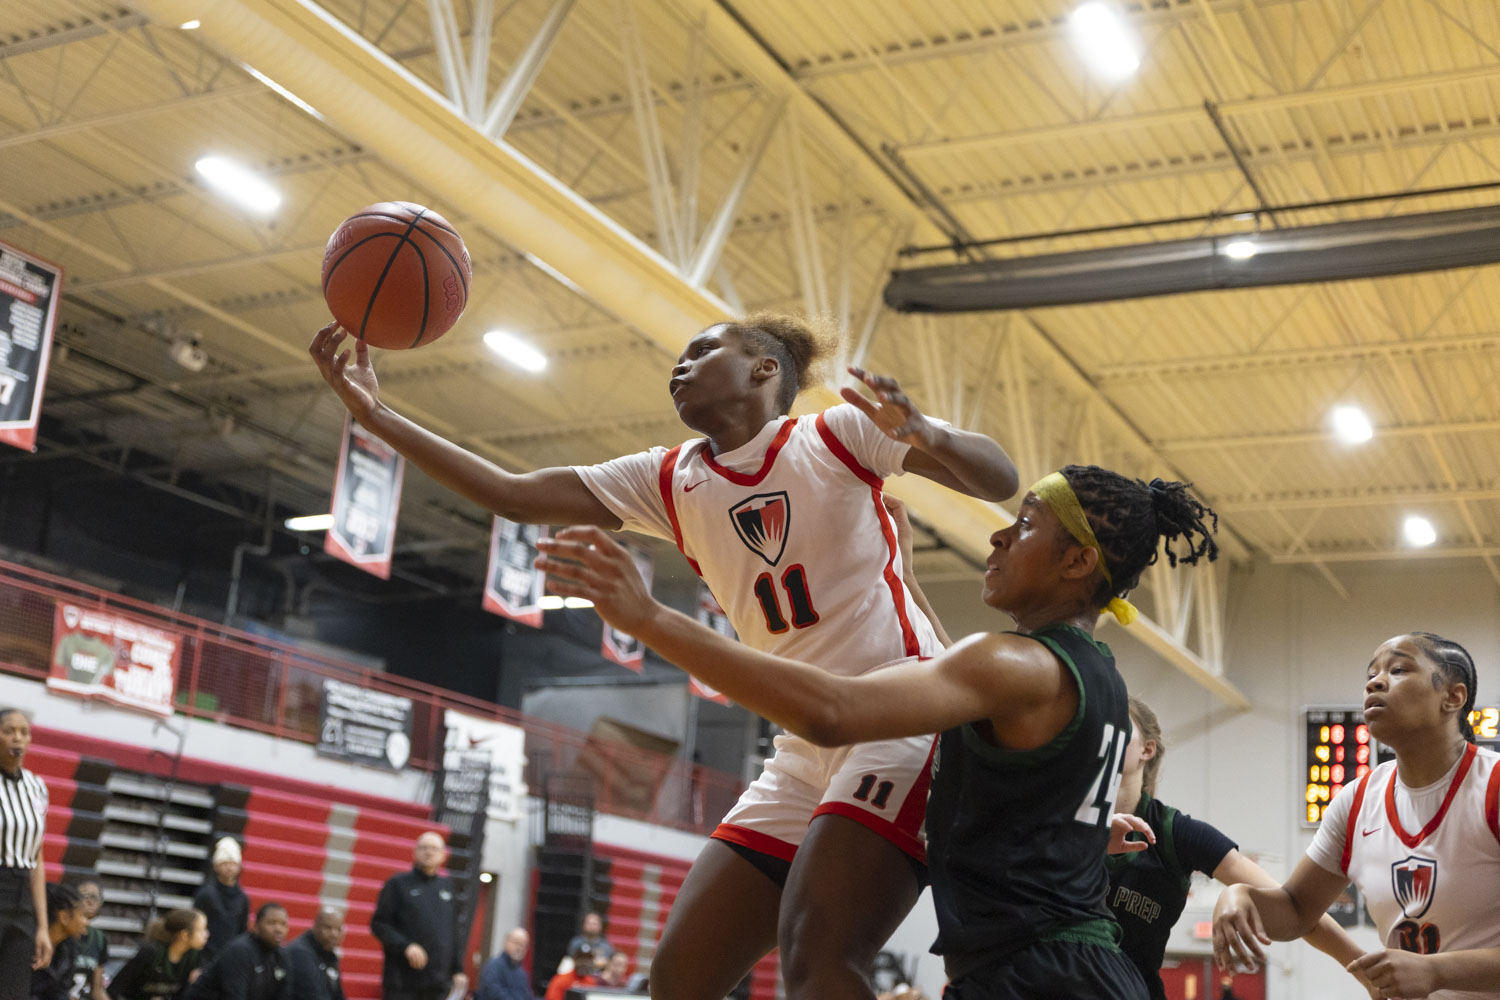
xmin=601 ymin=547 xmax=654 ymax=671
xmin=482 ymin=517 xmax=547 ymax=627
xmin=0 ymin=240 xmax=64 ymax=452
xmin=47 ymin=604 xmax=179 ymax=717
xmin=690 ymin=586 xmax=732 ymax=704
xmin=326 ymin=414 xmax=405 ymax=579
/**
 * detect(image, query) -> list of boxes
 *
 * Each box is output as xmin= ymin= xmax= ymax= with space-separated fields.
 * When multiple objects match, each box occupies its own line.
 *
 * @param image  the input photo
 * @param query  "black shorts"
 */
xmin=944 ymin=938 xmax=1148 ymax=1000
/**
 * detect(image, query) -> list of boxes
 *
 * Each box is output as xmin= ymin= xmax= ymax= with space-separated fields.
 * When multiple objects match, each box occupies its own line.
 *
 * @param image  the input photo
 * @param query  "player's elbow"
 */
xmin=795 ymin=697 xmax=857 ymax=748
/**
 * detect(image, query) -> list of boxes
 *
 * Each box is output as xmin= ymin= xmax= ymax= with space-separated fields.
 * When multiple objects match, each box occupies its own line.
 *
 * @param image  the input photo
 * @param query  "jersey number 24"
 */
xmin=1075 ymin=722 xmax=1128 ymax=827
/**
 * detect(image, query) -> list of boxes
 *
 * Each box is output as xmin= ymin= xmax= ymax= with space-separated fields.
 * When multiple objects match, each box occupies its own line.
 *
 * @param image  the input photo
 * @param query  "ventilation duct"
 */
xmin=884 ymin=204 xmax=1500 ymax=313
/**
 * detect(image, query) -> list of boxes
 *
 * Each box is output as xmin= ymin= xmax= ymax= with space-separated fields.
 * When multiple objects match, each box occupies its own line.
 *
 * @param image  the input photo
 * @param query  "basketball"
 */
xmin=321 ymin=201 xmax=471 ymax=350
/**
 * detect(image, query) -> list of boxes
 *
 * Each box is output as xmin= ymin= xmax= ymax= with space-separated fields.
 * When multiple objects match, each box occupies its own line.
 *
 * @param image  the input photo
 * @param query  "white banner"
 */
xmin=442 ymin=710 xmax=528 ymax=823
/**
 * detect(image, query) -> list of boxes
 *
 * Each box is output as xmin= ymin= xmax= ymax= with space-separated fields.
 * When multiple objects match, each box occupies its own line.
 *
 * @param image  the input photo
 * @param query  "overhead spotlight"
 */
xmin=194 ymin=155 xmax=282 ymax=214
xmin=1068 ymin=2 xmax=1140 ymax=81
xmin=1222 ymin=239 xmax=1258 ymax=260
xmin=169 ymin=337 xmax=208 ymax=372
xmin=1402 ymin=515 xmax=1437 ymax=548
xmin=483 ymin=330 xmax=547 ymax=373
xmin=285 ymin=513 xmax=334 ymax=532
xmin=478 ymin=872 xmax=495 ymax=884
xmin=538 ymin=595 xmax=565 ymax=610
xmin=1329 ymin=405 xmax=1374 ymax=444
xmin=564 ymin=597 xmax=595 ymax=609
xmin=179 ymin=20 xmax=200 ymax=30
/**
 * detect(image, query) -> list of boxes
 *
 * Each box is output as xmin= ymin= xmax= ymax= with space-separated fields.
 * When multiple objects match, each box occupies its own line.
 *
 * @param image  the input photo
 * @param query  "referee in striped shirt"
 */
xmin=0 ymin=706 xmax=50 ymax=998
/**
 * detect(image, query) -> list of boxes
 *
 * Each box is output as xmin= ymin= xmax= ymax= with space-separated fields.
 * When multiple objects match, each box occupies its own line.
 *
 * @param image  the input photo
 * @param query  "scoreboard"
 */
xmin=1304 ymin=705 xmax=1500 ymax=826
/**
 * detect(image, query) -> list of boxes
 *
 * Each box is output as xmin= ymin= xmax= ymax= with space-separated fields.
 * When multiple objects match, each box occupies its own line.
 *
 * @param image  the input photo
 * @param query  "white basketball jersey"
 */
xmin=1324 ymin=744 xmax=1500 ymax=999
xmin=575 ymin=407 xmax=941 ymax=674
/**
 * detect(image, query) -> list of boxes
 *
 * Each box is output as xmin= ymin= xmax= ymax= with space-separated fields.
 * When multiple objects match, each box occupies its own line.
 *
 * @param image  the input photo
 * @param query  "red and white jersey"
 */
xmin=1308 ymin=743 xmax=1500 ymax=999
xmin=573 ymin=405 xmax=941 ymax=674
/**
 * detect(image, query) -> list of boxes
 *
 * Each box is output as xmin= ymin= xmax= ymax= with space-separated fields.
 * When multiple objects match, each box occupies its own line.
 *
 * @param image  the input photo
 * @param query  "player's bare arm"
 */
xmin=309 ymin=322 xmax=620 ymax=528
xmin=1210 ymin=850 xmax=1368 ymax=972
xmin=1213 ymin=855 xmax=1349 ymax=971
xmin=842 ymin=366 xmax=1019 ymax=501
xmin=535 ymin=525 xmax=1083 ymax=746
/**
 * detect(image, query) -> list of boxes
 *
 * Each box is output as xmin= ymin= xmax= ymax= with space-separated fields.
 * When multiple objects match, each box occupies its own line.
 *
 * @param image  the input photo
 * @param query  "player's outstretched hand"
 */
xmin=537 ymin=528 xmax=658 ymax=635
xmin=1347 ymin=948 xmax=1438 ymax=999
xmin=310 ymin=321 xmax=382 ymax=420
xmin=1212 ymin=884 xmax=1270 ymax=973
xmin=1106 ymin=812 xmax=1155 ymax=854
xmin=842 ymin=367 xmax=940 ymax=448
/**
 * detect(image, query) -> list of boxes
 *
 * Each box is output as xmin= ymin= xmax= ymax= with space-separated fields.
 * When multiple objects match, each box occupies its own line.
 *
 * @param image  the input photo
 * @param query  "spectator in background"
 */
xmin=0 ymin=707 xmax=51 ymax=998
xmin=564 ymin=912 xmax=611 ymax=962
xmin=475 ymin=928 xmax=530 ymax=1000
xmin=370 ymin=832 xmax=466 ymax=1000
xmin=31 ymin=883 xmax=88 ymax=1000
xmin=597 ymin=953 xmax=630 ymax=989
xmin=284 ymin=907 xmax=344 ymax=1000
xmin=543 ymin=943 xmax=597 ymax=1000
xmin=107 ymin=908 xmax=206 ymax=1000
xmin=183 ymin=903 xmax=288 ymax=1000
xmin=191 ymin=840 xmax=247 ymax=963
xmin=68 ymin=879 xmax=108 ymax=1000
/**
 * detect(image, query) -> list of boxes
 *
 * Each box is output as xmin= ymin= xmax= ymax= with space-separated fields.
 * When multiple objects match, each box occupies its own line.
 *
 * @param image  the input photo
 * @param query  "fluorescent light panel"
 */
xmin=179 ymin=19 xmax=200 ymax=29
xmin=284 ymin=513 xmax=334 ymax=531
xmin=1068 ymin=2 xmax=1140 ymax=80
xmin=483 ymin=330 xmax=547 ymax=373
xmin=194 ymin=156 xmax=282 ymax=214
xmin=1222 ymin=239 xmax=1258 ymax=260
xmin=242 ymin=64 xmax=324 ymax=120
xmin=1402 ymin=515 xmax=1437 ymax=548
xmin=1329 ymin=405 xmax=1374 ymax=444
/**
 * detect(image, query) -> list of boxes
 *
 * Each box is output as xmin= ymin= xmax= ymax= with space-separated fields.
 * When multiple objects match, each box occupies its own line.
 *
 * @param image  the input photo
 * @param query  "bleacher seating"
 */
xmin=591 ymin=843 xmax=780 ymax=1000
xmin=29 ymin=728 xmax=465 ymax=999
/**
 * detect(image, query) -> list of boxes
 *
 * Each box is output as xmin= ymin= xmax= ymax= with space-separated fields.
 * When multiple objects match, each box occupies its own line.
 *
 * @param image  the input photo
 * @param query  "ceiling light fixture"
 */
xmin=1329 ymin=405 xmax=1374 ymax=444
xmin=179 ymin=20 xmax=200 ymax=30
xmin=483 ymin=330 xmax=547 ymax=373
xmin=538 ymin=595 xmax=565 ymax=610
xmin=1222 ymin=239 xmax=1258 ymax=260
xmin=1402 ymin=515 xmax=1437 ymax=548
xmin=242 ymin=64 xmax=324 ymax=121
xmin=285 ymin=513 xmax=334 ymax=531
xmin=194 ymin=155 xmax=282 ymax=214
xmin=1068 ymin=2 xmax=1140 ymax=81
xmin=564 ymin=597 xmax=595 ymax=609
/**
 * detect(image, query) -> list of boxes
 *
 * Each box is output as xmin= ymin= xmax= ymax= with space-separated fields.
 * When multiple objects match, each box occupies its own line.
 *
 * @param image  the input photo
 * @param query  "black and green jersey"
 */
xmin=1106 ymin=794 xmax=1237 ymax=1000
xmin=926 ymin=624 xmax=1134 ymax=976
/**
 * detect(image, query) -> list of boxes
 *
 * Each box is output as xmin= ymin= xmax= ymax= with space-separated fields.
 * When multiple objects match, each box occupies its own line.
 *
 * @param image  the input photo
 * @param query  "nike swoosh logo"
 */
xmin=684 ymin=480 xmax=710 ymax=492
xmin=1362 ymin=827 xmax=1381 ymax=837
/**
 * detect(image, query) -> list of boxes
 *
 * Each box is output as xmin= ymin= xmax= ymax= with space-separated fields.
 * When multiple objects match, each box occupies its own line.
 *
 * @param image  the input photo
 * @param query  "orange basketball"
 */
xmin=321 ymin=201 xmax=471 ymax=349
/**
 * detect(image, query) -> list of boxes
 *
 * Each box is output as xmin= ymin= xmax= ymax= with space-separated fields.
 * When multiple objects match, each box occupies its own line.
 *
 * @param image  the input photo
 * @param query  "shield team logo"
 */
xmin=1391 ymin=855 xmax=1437 ymax=919
xmin=730 ymin=492 xmax=790 ymax=566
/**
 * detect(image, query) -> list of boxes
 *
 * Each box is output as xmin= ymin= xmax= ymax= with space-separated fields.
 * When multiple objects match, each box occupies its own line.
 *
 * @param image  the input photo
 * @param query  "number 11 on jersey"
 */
xmin=1075 ymin=723 xmax=1128 ymax=826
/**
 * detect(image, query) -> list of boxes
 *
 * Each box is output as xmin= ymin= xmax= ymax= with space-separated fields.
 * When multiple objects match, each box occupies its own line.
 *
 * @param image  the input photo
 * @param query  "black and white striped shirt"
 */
xmin=0 ymin=767 xmax=47 ymax=869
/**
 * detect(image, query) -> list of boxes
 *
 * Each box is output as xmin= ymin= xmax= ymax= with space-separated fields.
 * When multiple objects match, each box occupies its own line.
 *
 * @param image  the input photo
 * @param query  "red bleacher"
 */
xmin=593 ymin=843 xmax=781 ymax=1000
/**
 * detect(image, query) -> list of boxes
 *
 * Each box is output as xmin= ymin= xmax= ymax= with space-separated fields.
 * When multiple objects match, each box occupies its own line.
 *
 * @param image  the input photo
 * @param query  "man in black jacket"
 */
xmin=285 ymin=907 xmax=345 ymax=1000
xmin=192 ymin=839 xmax=250 ymax=962
xmin=370 ymin=832 xmax=467 ymax=1000
xmin=184 ymin=903 xmax=289 ymax=1000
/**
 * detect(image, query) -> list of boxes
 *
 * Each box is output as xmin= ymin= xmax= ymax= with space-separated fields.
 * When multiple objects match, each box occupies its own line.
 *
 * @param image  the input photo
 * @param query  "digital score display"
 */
xmin=1305 ymin=706 xmax=1500 ymax=826
xmin=1305 ymin=708 xmax=1377 ymax=827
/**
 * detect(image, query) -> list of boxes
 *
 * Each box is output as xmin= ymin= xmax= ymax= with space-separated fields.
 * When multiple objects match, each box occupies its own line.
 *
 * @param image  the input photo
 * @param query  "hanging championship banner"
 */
xmin=482 ymin=517 xmax=547 ymax=627
xmin=316 ymin=679 xmax=413 ymax=771
xmin=326 ymin=413 xmax=404 ymax=579
xmin=442 ymin=710 xmax=528 ymax=823
xmin=690 ymin=586 xmax=732 ymax=704
xmin=0 ymin=240 xmax=64 ymax=452
xmin=47 ymin=604 xmax=179 ymax=717
xmin=601 ymin=547 xmax=654 ymax=671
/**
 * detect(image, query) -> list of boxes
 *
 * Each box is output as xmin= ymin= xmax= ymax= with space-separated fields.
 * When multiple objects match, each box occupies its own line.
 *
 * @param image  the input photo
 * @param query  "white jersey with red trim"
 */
xmin=1308 ymin=744 xmax=1500 ymax=999
xmin=573 ymin=405 xmax=941 ymax=674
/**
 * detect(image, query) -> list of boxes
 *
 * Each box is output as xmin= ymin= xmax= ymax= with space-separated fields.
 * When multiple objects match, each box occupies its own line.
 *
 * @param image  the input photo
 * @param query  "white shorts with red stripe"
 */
xmin=714 ymin=691 xmax=936 ymax=865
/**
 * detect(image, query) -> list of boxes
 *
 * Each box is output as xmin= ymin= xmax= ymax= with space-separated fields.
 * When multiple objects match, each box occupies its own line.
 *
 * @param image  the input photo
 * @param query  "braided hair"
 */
xmin=1059 ymin=465 xmax=1220 ymax=607
xmin=1408 ymin=631 xmax=1478 ymax=743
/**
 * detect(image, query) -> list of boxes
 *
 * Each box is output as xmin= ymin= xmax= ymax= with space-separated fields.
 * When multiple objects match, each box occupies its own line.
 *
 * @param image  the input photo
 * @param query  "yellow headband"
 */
xmin=1031 ymin=472 xmax=1138 ymax=626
